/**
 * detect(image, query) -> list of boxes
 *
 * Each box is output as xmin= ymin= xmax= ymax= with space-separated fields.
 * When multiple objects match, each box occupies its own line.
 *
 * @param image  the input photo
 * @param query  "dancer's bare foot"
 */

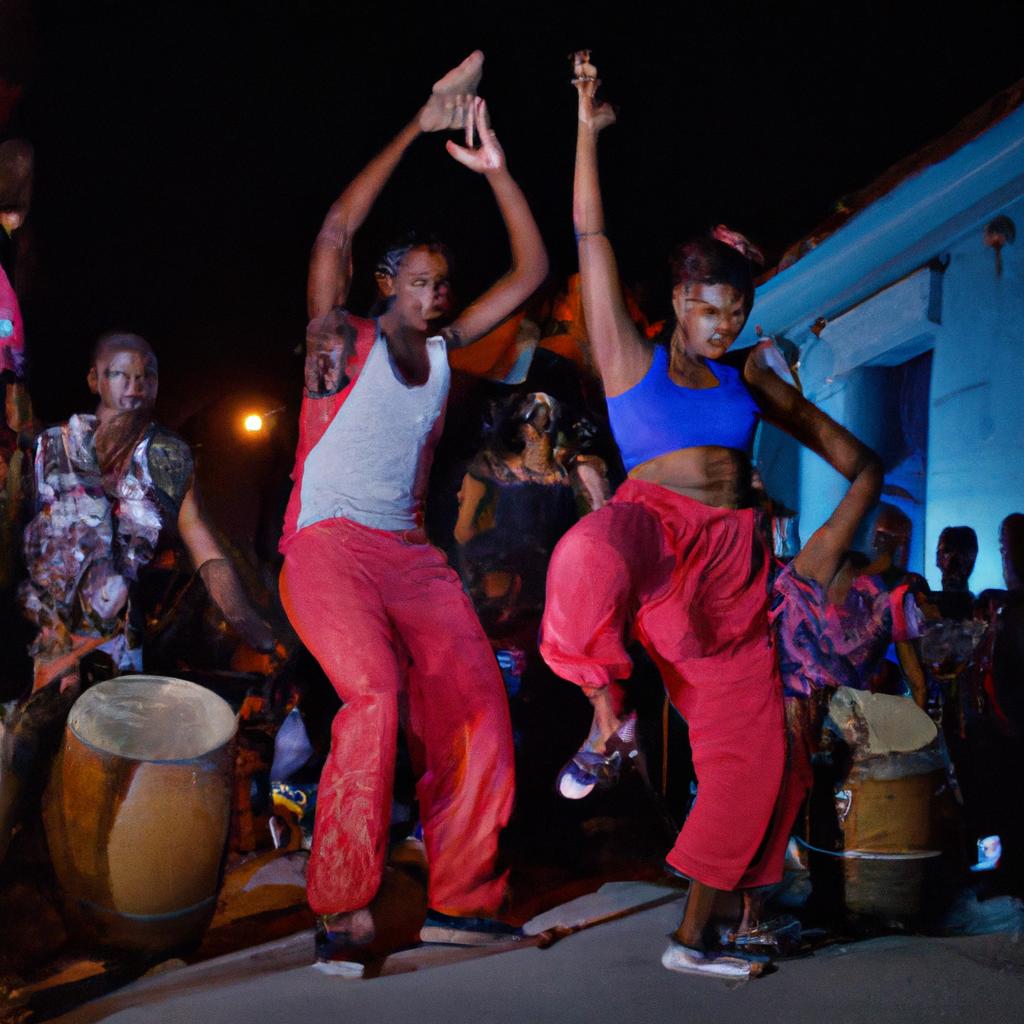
xmin=419 ymin=50 xmax=485 ymax=138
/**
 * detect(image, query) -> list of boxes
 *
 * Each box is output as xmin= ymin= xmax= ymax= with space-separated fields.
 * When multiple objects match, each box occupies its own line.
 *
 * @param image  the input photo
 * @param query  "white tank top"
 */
xmin=297 ymin=331 xmax=450 ymax=532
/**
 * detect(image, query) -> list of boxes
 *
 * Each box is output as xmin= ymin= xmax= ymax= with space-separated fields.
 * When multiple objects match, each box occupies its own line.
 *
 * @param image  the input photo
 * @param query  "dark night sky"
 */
xmin=4 ymin=0 xmax=1024 ymax=424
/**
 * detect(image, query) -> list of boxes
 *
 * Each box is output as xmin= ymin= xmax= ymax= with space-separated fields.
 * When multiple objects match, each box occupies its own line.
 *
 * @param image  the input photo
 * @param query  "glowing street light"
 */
xmin=243 ymin=413 xmax=264 ymax=433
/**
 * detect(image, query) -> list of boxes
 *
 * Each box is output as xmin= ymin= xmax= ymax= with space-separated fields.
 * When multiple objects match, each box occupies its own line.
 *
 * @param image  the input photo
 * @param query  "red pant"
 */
xmin=540 ymin=480 xmax=786 ymax=890
xmin=754 ymin=697 xmax=818 ymax=884
xmin=280 ymin=518 xmax=515 ymax=916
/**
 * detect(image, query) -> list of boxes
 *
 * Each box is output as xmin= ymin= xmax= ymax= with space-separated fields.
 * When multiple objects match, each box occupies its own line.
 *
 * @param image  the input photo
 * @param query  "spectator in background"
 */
xmin=932 ymin=526 xmax=979 ymax=622
xmin=20 ymin=332 xmax=275 ymax=690
xmin=954 ymin=514 xmax=1024 ymax=890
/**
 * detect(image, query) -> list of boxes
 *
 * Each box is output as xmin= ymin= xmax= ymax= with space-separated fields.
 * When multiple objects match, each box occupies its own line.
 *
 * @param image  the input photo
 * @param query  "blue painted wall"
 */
xmin=925 ymin=193 xmax=1024 ymax=592
xmin=756 ymin=194 xmax=1023 ymax=592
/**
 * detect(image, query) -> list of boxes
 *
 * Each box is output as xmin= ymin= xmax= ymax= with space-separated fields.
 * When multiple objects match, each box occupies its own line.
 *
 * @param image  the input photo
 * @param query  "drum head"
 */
xmin=828 ymin=686 xmax=937 ymax=756
xmin=68 ymin=675 xmax=236 ymax=762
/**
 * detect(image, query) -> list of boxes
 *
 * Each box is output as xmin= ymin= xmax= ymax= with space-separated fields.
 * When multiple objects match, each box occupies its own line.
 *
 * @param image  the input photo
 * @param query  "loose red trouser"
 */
xmin=540 ymin=480 xmax=787 ymax=890
xmin=280 ymin=517 xmax=515 ymax=917
xmin=754 ymin=696 xmax=818 ymax=884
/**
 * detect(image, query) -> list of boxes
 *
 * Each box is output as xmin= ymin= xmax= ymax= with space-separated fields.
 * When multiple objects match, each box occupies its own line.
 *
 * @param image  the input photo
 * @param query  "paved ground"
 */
xmin=78 ymin=896 xmax=1024 ymax=1024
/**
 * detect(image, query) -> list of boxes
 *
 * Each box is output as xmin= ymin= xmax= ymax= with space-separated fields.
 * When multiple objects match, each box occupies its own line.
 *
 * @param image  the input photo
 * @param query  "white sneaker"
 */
xmin=311 ymin=959 xmax=365 ymax=978
xmin=661 ymin=940 xmax=754 ymax=979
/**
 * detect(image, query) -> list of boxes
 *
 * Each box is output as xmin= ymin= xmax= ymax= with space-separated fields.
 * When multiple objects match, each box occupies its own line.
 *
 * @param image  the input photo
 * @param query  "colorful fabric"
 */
xmin=770 ymin=563 xmax=923 ymax=699
xmin=280 ymin=517 xmax=515 ymax=916
xmin=606 ymin=347 xmax=760 ymax=472
xmin=539 ymin=480 xmax=786 ymax=890
xmin=0 ymin=261 xmax=24 ymax=379
xmin=20 ymin=415 xmax=191 ymax=668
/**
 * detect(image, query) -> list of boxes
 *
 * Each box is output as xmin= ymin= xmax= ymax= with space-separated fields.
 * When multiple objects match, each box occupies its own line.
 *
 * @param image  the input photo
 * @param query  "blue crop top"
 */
xmin=606 ymin=346 xmax=761 ymax=472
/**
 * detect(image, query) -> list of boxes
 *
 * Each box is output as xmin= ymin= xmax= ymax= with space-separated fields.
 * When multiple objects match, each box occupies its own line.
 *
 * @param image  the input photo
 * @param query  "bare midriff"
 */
xmin=628 ymin=445 xmax=753 ymax=509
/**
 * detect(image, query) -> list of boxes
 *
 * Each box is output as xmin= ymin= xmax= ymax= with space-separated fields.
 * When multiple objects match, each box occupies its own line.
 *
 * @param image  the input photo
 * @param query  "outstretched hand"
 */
xmin=572 ymin=50 xmax=616 ymax=132
xmin=446 ymin=98 xmax=505 ymax=174
xmin=420 ymin=50 xmax=485 ymax=136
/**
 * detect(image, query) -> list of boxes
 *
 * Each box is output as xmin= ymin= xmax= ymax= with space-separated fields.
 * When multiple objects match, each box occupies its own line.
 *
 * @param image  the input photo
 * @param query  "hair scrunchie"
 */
xmin=711 ymin=224 xmax=765 ymax=266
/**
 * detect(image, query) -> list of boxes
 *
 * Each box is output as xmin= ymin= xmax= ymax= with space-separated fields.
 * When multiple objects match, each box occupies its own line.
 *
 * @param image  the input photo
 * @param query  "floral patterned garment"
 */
xmin=770 ymin=562 xmax=923 ymax=699
xmin=20 ymin=415 xmax=192 ymax=668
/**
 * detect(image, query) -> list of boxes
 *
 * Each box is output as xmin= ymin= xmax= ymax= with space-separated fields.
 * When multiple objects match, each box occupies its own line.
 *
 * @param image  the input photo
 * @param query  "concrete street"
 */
xmin=68 ymin=889 xmax=1024 ymax=1024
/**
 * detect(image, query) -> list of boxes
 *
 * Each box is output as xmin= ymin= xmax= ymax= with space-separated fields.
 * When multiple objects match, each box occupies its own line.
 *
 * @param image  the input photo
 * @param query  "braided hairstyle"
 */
xmin=374 ymin=230 xmax=453 ymax=281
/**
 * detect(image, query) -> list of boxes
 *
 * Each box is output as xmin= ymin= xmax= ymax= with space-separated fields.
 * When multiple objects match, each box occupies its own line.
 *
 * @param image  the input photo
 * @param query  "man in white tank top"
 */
xmin=278 ymin=54 xmax=548 ymax=966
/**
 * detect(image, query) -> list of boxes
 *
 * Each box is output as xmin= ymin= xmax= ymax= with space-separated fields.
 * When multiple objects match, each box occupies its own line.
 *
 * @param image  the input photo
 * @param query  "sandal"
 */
xmin=727 ymin=915 xmax=803 ymax=957
xmin=556 ymin=712 xmax=643 ymax=799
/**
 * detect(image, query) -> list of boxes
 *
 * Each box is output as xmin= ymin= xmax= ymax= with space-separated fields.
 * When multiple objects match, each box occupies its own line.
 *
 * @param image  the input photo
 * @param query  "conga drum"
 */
xmin=43 ymin=675 xmax=237 ymax=953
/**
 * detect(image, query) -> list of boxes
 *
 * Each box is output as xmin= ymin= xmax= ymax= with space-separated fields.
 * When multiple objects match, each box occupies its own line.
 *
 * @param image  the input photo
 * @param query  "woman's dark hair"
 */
xmin=669 ymin=235 xmax=757 ymax=312
xmin=671 ymin=228 xmax=761 ymax=311
xmin=374 ymin=230 xmax=453 ymax=280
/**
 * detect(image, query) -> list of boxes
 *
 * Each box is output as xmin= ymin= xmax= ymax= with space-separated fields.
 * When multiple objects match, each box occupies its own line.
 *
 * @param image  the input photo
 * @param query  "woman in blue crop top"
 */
xmin=538 ymin=51 xmax=883 ymax=980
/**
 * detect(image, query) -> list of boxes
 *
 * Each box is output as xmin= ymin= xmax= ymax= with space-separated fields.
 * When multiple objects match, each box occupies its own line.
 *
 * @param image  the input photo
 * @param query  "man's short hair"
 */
xmin=91 ymin=332 xmax=157 ymax=369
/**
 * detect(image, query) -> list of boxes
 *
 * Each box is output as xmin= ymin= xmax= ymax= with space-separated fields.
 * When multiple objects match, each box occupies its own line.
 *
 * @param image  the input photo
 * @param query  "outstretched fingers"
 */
xmin=477 ymin=99 xmax=500 ymax=161
xmin=445 ymin=99 xmax=503 ymax=173
xmin=466 ymin=93 xmax=476 ymax=149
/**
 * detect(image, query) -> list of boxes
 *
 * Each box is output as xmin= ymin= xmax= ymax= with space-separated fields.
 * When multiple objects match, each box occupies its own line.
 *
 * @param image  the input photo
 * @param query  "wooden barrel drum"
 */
xmin=43 ymin=675 xmax=237 ymax=953
xmin=809 ymin=688 xmax=952 ymax=925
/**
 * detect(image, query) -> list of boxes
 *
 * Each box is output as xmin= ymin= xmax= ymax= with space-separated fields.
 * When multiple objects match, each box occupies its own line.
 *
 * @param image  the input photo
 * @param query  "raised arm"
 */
xmin=746 ymin=343 xmax=883 ymax=586
xmin=571 ymin=52 xmax=649 ymax=395
xmin=307 ymin=52 xmax=485 ymax=320
xmin=444 ymin=99 xmax=549 ymax=347
xmin=790 ymin=448 xmax=883 ymax=587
